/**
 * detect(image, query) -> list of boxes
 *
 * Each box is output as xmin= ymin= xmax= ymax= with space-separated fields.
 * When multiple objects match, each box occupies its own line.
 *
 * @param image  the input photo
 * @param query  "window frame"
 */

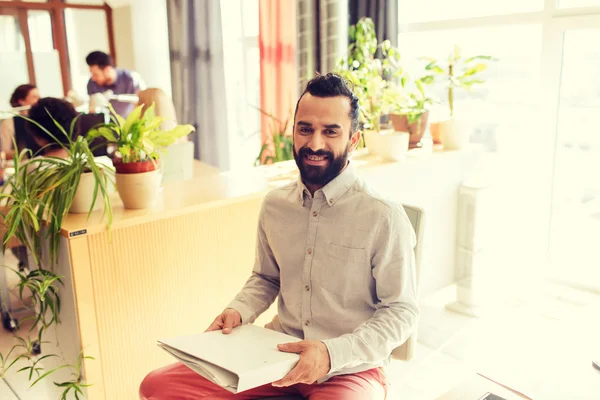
xmin=0 ymin=0 xmax=116 ymax=96
xmin=398 ymin=0 xmax=600 ymax=261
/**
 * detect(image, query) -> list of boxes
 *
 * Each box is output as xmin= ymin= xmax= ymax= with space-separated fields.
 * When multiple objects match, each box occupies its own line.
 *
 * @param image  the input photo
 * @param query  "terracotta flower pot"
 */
xmin=113 ymin=159 xmax=159 ymax=174
xmin=429 ymin=121 xmax=442 ymax=145
xmin=389 ymin=112 xmax=430 ymax=149
xmin=113 ymin=159 xmax=162 ymax=209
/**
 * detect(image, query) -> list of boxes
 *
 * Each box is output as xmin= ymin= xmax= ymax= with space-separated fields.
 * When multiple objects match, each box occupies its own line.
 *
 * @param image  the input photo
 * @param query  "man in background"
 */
xmin=86 ymin=51 xmax=146 ymax=117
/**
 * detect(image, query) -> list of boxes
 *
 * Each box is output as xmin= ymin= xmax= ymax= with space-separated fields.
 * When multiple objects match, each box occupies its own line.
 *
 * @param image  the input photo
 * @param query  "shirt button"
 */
xmin=305 ymin=285 xmax=310 ymax=292
xmin=307 ymin=248 xmax=312 ymax=255
xmin=312 ymin=211 xmax=318 ymax=217
xmin=305 ymin=320 xmax=310 ymax=326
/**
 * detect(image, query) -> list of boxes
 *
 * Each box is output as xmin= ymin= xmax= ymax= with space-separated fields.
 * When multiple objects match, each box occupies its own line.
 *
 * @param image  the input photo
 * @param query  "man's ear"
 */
xmin=349 ymin=130 xmax=361 ymax=151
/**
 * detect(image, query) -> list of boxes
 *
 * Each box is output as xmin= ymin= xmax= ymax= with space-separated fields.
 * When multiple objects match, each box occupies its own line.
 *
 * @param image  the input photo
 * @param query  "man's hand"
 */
xmin=205 ymin=308 xmax=242 ymax=334
xmin=272 ymin=340 xmax=331 ymax=387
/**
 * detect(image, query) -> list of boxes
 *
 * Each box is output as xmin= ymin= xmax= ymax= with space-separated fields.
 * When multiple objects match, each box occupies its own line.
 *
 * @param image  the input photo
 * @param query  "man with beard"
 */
xmin=139 ymin=73 xmax=418 ymax=399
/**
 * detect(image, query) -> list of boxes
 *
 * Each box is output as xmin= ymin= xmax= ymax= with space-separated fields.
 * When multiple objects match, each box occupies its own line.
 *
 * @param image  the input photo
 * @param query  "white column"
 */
xmin=129 ymin=0 xmax=173 ymax=97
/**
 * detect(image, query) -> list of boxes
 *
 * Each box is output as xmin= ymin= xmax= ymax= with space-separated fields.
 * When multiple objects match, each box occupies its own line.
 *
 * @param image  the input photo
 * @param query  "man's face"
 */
xmin=293 ymin=93 xmax=360 ymax=187
xmin=89 ymin=65 xmax=114 ymax=86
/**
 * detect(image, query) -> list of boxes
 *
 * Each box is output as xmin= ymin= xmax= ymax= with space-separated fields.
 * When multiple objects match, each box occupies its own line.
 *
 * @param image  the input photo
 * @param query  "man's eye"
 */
xmin=325 ymin=130 xmax=337 ymax=135
xmin=299 ymin=127 xmax=312 ymax=133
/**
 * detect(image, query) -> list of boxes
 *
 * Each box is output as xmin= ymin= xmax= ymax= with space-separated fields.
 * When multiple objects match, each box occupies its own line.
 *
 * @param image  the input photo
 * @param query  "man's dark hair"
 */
xmin=294 ymin=73 xmax=360 ymax=134
xmin=9 ymin=84 xmax=36 ymax=108
xmin=85 ymin=51 xmax=113 ymax=69
xmin=27 ymin=97 xmax=79 ymax=151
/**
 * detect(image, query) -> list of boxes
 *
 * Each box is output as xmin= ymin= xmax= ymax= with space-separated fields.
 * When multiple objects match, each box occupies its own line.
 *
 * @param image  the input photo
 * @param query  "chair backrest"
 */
xmin=391 ymin=204 xmax=424 ymax=361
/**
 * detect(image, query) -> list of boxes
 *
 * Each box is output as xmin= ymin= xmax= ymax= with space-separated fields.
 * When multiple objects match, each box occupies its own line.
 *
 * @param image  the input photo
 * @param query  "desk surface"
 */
xmin=59 ymin=147 xmax=479 ymax=237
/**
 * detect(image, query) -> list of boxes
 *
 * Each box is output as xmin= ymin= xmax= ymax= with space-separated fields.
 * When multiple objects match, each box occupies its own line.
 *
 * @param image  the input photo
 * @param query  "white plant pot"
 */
xmin=363 ymin=128 xmax=394 ymax=157
xmin=439 ymin=118 xmax=472 ymax=150
xmin=115 ymin=170 xmax=161 ymax=209
xmin=363 ymin=129 xmax=380 ymax=156
xmin=70 ymin=172 xmax=103 ymax=214
xmin=377 ymin=131 xmax=410 ymax=162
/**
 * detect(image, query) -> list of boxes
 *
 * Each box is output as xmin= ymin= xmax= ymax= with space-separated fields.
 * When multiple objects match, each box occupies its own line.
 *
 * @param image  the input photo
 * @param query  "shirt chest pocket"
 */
xmin=314 ymin=243 xmax=370 ymax=298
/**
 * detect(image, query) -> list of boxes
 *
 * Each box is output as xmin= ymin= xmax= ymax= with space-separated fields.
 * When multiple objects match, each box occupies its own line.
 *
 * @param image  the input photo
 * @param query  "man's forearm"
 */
xmin=227 ymin=272 xmax=280 ymax=324
xmin=322 ymin=301 xmax=418 ymax=373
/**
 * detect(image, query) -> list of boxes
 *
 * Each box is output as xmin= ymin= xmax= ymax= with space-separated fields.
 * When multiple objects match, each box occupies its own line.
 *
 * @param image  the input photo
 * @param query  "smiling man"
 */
xmin=139 ymin=73 xmax=418 ymax=400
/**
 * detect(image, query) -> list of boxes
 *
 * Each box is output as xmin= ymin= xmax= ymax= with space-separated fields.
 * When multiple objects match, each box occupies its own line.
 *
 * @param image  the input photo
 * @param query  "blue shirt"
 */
xmin=87 ymin=68 xmax=146 ymax=117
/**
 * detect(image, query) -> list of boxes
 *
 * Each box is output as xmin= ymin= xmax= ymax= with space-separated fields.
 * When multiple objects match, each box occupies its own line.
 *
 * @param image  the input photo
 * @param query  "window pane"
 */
xmin=558 ymin=0 xmax=600 ymax=7
xmin=399 ymin=24 xmax=542 ymax=152
xmin=29 ymin=10 xmax=63 ymax=98
xmin=28 ymin=10 xmax=53 ymax=52
xmin=0 ymin=12 xmax=28 ymax=111
xmin=64 ymin=8 xmax=109 ymax=99
xmin=399 ymin=0 xmax=544 ymax=24
xmin=548 ymin=28 xmax=600 ymax=289
xmin=65 ymin=0 xmax=105 ymax=4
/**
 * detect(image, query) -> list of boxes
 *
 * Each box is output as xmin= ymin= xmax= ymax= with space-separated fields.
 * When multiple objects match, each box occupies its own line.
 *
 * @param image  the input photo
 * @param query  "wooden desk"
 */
xmin=43 ymin=148 xmax=481 ymax=399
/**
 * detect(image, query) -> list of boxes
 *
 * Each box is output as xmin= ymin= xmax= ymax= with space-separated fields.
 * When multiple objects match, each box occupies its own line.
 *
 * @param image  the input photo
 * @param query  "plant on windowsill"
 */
xmin=390 ymin=75 xmax=437 ymax=149
xmin=0 ymin=112 xmax=114 ymax=398
xmin=87 ymin=103 xmax=195 ymax=209
xmin=335 ymin=17 xmax=409 ymax=160
xmin=254 ymin=108 xmax=293 ymax=166
xmin=422 ymin=45 xmax=497 ymax=149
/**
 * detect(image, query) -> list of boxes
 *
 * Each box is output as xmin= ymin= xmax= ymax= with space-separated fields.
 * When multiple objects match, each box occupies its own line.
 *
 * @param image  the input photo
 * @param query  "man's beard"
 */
xmin=294 ymin=145 xmax=349 ymax=187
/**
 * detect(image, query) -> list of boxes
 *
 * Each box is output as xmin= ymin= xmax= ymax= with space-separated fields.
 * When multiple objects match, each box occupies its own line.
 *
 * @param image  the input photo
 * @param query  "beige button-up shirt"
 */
xmin=228 ymin=161 xmax=418 ymax=379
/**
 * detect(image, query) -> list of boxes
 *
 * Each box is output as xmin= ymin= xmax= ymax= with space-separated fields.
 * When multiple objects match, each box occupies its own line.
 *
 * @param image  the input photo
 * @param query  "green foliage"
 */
xmin=335 ymin=17 xmax=406 ymax=132
xmin=0 ymin=109 xmax=112 ymax=398
xmin=88 ymin=103 xmax=195 ymax=164
xmin=1 ymin=113 xmax=113 ymax=268
xmin=398 ymin=75 xmax=437 ymax=125
xmin=255 ymin=109 xmax=293 ymax=166
xmin=422 ymin=45 xmax=497 ymax=116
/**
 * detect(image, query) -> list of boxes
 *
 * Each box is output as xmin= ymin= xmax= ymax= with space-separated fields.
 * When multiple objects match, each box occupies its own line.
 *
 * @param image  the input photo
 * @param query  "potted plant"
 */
xmin=2 ymin=113 xmax=114 ymax=266
xmin=423 ymin=45 xmax=497 ymax=149
xmin=390 ymin=75 xmax=436 ymax=149
xmin=336 ymin=17 xmax=409 ymax=160
xmin=0 ymin=113 xmax=113 ymax=397
xmin=254 ymin=109 xmax=293 ymax=166
xmin=88 ymin=103 xmax=195 ymax=209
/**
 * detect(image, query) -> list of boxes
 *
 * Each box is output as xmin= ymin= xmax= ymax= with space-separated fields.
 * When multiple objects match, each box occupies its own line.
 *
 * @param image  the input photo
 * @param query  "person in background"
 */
xmin=0 ymin=84 xmax=40 ymax=157
xmin=86 ymin=51 xmax=146 ymax=118
xmin=26 ymin=97 xmax=79 ymax=159
xmin=139 ymin=73 xmax=418 ymax=399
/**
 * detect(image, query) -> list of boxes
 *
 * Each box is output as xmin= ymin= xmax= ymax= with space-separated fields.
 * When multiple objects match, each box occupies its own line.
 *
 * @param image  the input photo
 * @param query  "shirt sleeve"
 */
xmin=87 ymin=79 xmax=97 ymax=95
xmin=322 ymin=205 xmax=419 ymax=373
xmin=131 ymin=71 xmax=146 ymax=92
xmin=227 ymin=198 xmax=280 ymax=324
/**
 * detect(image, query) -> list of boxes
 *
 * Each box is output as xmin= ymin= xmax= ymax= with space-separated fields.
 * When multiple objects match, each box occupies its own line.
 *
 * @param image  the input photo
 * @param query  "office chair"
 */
xmin=257 ymin=205 xmax=425 ymax=400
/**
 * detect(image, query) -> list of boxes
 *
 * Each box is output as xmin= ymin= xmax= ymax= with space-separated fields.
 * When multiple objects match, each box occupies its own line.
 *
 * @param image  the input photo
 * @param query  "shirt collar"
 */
xmin=296 ymin=161 xmax=357 ymax=207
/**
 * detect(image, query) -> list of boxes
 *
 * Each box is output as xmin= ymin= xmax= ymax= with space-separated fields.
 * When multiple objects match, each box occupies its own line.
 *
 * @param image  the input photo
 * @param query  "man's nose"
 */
xmin=308 ymin=132 xmax=325 ymax=151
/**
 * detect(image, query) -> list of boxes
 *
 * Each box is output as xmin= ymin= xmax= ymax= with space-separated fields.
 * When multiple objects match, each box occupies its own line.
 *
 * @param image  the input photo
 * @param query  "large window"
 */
xmin=399 ymin=2 xmax=600 ymax=288
xmin=0 ymin=0 xmax=114 ymax=110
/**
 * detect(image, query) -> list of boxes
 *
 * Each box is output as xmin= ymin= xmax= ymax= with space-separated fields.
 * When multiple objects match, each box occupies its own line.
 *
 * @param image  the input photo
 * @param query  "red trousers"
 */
xmin=139 ymin=362 xmax=387 ymax=399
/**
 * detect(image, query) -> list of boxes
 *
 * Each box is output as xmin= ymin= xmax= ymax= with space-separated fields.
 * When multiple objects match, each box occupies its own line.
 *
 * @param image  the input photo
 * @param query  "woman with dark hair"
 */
xmin=0 ymin=84 xmax=40 ymax=156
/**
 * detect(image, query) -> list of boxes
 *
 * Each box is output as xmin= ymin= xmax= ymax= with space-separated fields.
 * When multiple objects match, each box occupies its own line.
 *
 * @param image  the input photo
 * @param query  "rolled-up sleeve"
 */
xmin=322 ymin=205 xmax=419 ymax=373
xmin=227 ymin=200 xmax=280 ymax=324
